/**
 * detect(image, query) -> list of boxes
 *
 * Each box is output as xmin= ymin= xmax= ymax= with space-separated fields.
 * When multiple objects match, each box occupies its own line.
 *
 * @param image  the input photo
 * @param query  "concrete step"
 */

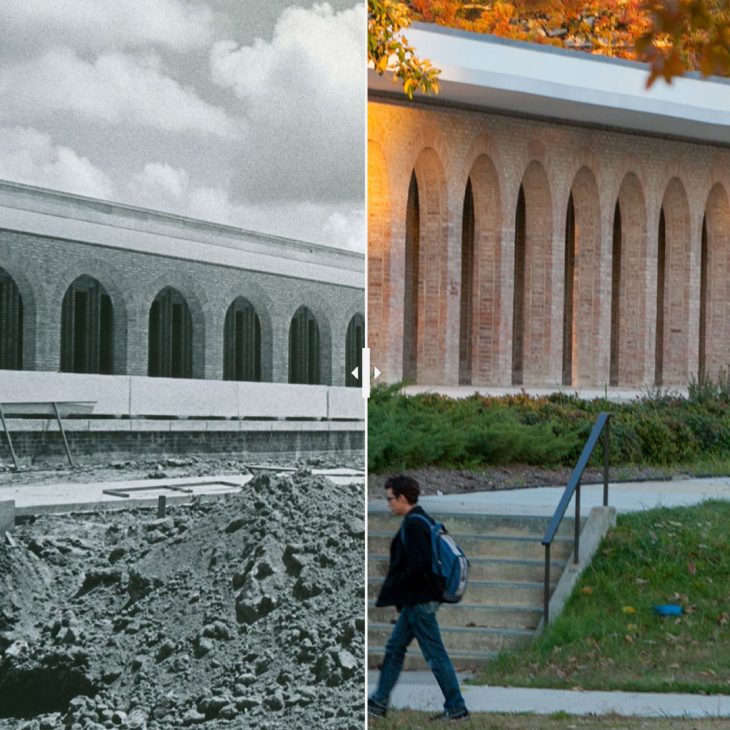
xmin=368 ymin=554 xmax=565 ymax=582
xmin=368 ymin=578 xmax=550 ymax=606
xmin=369 ymin=602 xmax=543 ymax=630
xmin=369 ymin=622 xmax=535 ymax=653
xmin=368 ymin=531 xmax=574 ymax=560
xmin=368 ymin=511 xmax=579 ymax=540
xmin=368 ymin=648 xmax=496 ymax=672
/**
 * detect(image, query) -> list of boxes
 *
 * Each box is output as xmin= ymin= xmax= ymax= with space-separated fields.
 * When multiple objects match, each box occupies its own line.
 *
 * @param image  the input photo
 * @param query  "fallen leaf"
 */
xmin=688 ymin=562 xmax=697 ymax=575
xmin=581 ymin=586 xmax=593 ymax=595
xmin=622 ymin=605 xmax=636 ymax=614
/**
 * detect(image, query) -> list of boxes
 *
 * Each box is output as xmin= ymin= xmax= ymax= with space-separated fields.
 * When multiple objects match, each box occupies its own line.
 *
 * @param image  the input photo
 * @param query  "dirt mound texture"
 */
xmin=0 ymin=471 xmax=365 ymax=729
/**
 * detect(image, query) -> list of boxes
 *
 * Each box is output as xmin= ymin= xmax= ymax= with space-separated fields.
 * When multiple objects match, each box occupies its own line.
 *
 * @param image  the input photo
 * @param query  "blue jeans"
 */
xmin=370 ymin=602 xmax=467 ymax=716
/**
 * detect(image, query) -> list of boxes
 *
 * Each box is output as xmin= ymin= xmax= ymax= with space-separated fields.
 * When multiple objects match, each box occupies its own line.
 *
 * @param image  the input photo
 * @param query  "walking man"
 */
xmin=368 ymin=475 xmax=470 ymax=722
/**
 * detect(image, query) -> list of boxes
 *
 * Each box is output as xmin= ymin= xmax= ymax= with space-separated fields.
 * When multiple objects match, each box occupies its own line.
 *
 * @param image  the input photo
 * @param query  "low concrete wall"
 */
xmin=0 ymin=370 xmax=364 ymax=420
xmin=0 ymin=500 xmax=15 ymax=533
xmin=544 ymin=506 xmax=617 ymax=627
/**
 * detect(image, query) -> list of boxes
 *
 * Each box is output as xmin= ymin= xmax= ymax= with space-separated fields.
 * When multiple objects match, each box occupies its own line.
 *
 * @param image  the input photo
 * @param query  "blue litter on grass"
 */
xmin=653 ymin=604 xmax=683 ymax=616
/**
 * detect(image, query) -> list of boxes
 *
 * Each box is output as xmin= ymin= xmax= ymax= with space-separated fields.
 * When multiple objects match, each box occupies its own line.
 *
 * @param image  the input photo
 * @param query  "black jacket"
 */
xmin=375 ymin=505 xmax=443 ymax=608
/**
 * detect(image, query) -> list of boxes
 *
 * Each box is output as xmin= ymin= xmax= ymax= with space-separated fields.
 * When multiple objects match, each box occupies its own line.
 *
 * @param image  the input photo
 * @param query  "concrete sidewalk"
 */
xmin=369 ymin=476 xmax=730 ymax=518
xmin=368 ymin=671 xmax=730 ymax=717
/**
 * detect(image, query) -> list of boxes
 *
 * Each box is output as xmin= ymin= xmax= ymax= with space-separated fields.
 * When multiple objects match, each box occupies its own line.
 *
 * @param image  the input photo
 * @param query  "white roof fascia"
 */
xmin=369 ymin=24 xmax=730 ymax=145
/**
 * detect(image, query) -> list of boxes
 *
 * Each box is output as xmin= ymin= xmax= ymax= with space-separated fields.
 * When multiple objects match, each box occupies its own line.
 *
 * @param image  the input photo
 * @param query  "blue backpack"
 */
xmin=401 ymin=513 xmax=469 ymax=603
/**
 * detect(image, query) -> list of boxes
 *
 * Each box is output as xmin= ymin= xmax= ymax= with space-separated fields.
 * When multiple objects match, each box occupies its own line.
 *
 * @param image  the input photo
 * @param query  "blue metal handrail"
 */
xmin=541 ymin=412 xmax=612 ymax=624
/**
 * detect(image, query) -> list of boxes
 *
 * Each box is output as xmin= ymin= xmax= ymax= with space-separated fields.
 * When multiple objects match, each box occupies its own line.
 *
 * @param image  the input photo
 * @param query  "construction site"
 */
xmin=0 ymin=180 xmax=366 ymax=728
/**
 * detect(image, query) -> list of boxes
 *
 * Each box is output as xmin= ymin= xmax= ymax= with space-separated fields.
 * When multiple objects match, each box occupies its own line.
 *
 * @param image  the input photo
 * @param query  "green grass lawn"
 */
xmin=476 ymin=501 xmax=730 ymax=694
xmin=369 ymin=711 xmax=730 ymax=729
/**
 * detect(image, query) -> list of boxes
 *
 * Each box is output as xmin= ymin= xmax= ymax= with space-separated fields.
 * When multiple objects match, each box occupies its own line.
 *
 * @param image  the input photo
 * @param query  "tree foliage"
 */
xmin=367 ymin=0 xmax=440 ymax=98
xmin=403 ymin=0 xmax=730 ymax=85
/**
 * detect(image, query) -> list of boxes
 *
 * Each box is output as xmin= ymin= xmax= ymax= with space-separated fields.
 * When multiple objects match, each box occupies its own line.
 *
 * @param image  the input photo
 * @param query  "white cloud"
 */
xmin=0 ymin=49 xmax=239 ymax=138
xmin=210 ymin=2 xmax=365 ymax=203
xmin=0 ymin=0 xmax=215 ymax=57
xmin=0 ymin=127 xmax=114 ymax=199
xmin=124 ymin=165 xmax=364 ymax=251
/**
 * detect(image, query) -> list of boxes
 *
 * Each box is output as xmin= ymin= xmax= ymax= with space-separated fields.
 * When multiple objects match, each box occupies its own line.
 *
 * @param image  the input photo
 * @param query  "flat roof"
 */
xmin=368 ymin=23 xmax=730 ymax=145
xmin=0 ymin=180 xmax=363 ymax=288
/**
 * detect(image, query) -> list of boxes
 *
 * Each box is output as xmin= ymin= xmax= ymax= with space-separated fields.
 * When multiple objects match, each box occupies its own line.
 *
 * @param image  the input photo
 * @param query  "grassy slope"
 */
xmin=476 ymin=501 xmax=730 ymax=694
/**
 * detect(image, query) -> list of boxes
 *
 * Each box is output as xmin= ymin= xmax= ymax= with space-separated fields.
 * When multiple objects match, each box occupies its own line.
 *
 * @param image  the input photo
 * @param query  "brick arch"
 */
xmin=218 ymin=282 xmax=275 ymax=382
xmin=345 ymin=312 xmax=365 ymax=387
xmin=0 ymin=254 xmax=40 ymax=370
xmin=461 ymin=153 xmax=502 ymax=385
xmin=368 ymin=139 xmax=390 ymax=380
xmin=513 ymin=160 xmax=553 ymax=385
xmin=143 ymin=273 xmax=208 ymax=379
xmin=700 ymin=183 xmax=730 ymax=379
xmin=656 ymin=178 xmax=691 ymax=385
xmin=51 ymin=259 xmax=131 ymax=375
xmin=405 ymin=147 xmax=449 ymax=384
xmin=613 ymin=172 xmax=648 ymax=387
xmin=283 ymin=295 xmax=333 ymax=386
xmin=563 ymin=167 xmax=602 ymax=386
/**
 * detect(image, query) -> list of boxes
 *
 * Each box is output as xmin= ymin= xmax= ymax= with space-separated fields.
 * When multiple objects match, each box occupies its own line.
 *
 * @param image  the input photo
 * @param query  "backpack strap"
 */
xmin=399 ymin=512 xmax=434 ymax=544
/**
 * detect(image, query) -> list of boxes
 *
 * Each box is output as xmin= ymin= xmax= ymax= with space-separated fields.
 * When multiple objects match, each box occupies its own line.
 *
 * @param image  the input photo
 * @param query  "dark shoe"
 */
xmin=430 ymin=708 xmax=470 ymax=722
xmin=368 ymin=699 xmax=387 ymax=718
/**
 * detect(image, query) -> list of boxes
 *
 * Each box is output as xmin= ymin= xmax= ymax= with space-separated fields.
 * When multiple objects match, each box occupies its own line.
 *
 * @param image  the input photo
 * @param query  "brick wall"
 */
xmin=368 ymin=96 xmax=730 ymax=388
xmin=0 ymin=230 xmax=364 ymax=387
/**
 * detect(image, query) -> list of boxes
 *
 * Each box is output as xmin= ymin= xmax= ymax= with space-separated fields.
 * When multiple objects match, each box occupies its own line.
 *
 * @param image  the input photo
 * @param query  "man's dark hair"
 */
xmin=384 ymin=475 xmax=419 ymax=504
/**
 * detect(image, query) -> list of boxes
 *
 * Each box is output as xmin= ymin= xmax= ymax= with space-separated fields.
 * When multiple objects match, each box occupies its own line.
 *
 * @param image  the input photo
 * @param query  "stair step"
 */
xmin=368 ymin=554 xmax=565 ymax=582
xmin=368 ymin=578 xmax=551 ymax=605
xmin=368 ymin=510 xmax=579 ymax=539
xmin=368 ymin=648 xmax=496 ymax=672
xmin=368 ymin=531 xmax=574 ymax=560
xmin=369 ymin=622 xmax=535 ymax=653
xmin=369 ymin=603 xmax=543 ymax=630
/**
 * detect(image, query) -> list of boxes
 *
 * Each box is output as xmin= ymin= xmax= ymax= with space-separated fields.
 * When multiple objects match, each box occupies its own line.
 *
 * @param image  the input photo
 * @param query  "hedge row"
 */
xmin=367 ymin=379 xmax=730 ymax=473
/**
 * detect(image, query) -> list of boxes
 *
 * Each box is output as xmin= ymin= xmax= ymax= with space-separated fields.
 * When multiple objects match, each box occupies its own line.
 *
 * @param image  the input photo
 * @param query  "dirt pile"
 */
xmin=0 ymin=471 xmax=364 ymax=729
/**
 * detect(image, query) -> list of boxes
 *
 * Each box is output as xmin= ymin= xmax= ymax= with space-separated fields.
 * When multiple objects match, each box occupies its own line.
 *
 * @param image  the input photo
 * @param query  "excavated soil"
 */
xmin=0 ymin=471 xmax=364 ymax=729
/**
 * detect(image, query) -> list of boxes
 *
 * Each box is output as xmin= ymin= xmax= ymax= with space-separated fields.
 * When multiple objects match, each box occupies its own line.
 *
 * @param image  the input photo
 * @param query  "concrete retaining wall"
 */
xmin=0 ymin=371 xmax=364 ymax=420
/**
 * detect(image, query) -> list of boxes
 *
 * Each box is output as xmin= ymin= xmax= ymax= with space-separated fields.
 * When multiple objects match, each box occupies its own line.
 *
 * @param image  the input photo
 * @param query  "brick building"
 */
xmin=0 ymin=181 xmax=364 ymax=460
xmin=368 ymin=25 xmax=730 ymax=390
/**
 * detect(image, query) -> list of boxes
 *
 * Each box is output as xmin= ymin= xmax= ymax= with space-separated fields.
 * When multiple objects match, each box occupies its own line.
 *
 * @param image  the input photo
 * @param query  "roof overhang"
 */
xmin=369 ymin=23 xmax=730 ymax=145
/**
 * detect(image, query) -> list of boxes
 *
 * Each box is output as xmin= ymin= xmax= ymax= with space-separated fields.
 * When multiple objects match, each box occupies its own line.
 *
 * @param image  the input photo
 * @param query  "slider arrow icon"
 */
xmin=373 ymin=367 xmax=381 ymax=380
xmin=351 ymin=366 xmax=359 ymax=380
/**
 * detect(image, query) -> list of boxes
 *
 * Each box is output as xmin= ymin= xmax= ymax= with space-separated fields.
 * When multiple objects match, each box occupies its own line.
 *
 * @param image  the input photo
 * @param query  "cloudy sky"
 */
xmin=0 ymin=0 xmax=365 ymax=251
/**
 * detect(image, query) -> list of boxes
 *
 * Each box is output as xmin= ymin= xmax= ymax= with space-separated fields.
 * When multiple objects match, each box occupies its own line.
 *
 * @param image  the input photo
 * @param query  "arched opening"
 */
xmin=700 ymin=185 xmax=730 ymax=380
xmin=563 ymin=168 xmax=602 ymax=386
xmin=60 ymin=275 xmax=113 ymax=374
xmin=459 ymin=178 xmax=475 ymax=384
xmin=148 ymin=287 xmax=193 ymax=378
xmin=289 ymin=306 xmax=320 ymax=385
xmin=609 ymin=202 xmax=622 ymax=386
xmin=614 ymin=174 xmax=648 ymax=387
xmin=466 ymin=152 xmax=502 ymax=385
xmin=0 ymin=267 xmax=23 ymax=370
xmin=345 ymin=313 xmax=364 ymax=387
xmin=403 ymin=171 xmax=419 ymax=381
xmin=562 ymin=193 xmax=576 ymax=385
xmin=512 ymin=161 xmax=553 ymax=385
xmin=656 ymin=179 xmax=691 ymax=386
xmin=512 ymin=185 xmax=526 ymax=385
xmin=223 ymin=297 xmax=261 ymax=381
xmin=655 ymin=209 xmax=666 ymax=385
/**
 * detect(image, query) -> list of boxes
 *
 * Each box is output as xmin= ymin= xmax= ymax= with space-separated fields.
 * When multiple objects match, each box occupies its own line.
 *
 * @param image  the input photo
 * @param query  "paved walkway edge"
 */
xmin=387 ymin=681 xmax=730 ymax=717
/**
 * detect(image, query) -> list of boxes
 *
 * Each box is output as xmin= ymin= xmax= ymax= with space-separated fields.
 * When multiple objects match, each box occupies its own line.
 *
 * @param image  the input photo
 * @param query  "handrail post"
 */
xmin=603 ymin=417 xmax=610 ymax=506
xmin=543 ymin=543 xmax=551 ymax=625
xmin=574 ymin=480 xmax=580 ymax=564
